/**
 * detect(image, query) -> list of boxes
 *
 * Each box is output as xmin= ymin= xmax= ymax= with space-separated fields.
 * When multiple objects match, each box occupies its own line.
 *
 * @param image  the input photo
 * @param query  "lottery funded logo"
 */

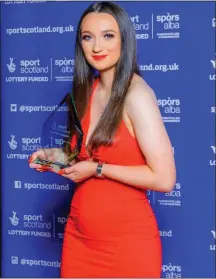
xmin=157 ymin=97 xmax=181 ymax=123
xmin=7 ymin=134 xmax=28 ymax=160
xmin=54 ymin=57 xmax=74 ymax=82
xmin=157 ymin=182 xmax=182 ymax=207
xmin=162 ymin=263 xmax=182 ymax=278
xmin=155 ymin=13 xmax=180 ymax=39
xmin=130 ymin=14 xmax=150 ymax=40
xmin=8 ymin=211 xmax=52 ymax=238
xmin=7 ymin=134 xmax=46 ymax=160
xmin=6 ymin=57 xmax=49 ymax=83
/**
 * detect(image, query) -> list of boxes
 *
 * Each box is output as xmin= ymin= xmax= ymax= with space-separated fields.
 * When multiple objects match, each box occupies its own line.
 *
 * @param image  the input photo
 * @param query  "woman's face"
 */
xmin=80 ymin=12 xmax=121 ymax=72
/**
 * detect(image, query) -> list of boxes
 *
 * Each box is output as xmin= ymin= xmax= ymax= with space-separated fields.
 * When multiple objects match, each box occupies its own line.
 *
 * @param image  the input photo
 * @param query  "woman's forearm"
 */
xmin=102 ymin=163 xmax=175 ymax=192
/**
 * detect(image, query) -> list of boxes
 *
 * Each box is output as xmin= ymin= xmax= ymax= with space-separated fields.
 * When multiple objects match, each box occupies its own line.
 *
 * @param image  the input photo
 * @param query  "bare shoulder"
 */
xmin=125 ymin=74 xmax=158 ymax=110
xmin=122 ymin=74 xmax=161 ymax=138
xmin=129 ymin=73 xmax=154 ymax=92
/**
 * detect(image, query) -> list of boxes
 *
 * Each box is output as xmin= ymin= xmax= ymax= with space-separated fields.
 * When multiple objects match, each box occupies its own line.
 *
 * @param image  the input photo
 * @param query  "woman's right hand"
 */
xmin=28 ymin=149 xmax=52 ymax=172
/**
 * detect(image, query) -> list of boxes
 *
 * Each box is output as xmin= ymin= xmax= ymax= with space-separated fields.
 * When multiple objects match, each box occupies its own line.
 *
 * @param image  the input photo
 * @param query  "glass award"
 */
xmin=33 ymin=93 xmax=83 ymax=172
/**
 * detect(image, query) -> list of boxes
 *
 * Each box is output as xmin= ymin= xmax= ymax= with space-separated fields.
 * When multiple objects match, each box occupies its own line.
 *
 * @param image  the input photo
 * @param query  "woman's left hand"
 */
xmin=54 ymin=160 xmax=97 ymax=183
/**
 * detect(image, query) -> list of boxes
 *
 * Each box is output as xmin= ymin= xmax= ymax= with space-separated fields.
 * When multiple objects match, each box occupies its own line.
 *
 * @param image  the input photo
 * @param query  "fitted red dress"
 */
xmin=60 ymin=78 xmax=162 ymax=278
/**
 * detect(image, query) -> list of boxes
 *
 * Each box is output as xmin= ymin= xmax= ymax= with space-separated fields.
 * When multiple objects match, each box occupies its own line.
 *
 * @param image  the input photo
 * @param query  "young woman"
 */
xmin=29 ymin=2 xmax=176 ymax=277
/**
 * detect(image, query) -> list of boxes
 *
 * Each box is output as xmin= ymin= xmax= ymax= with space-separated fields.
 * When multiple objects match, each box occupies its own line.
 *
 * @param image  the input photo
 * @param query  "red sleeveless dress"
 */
xmin=60 ymin=78 xmax=162 ymax=278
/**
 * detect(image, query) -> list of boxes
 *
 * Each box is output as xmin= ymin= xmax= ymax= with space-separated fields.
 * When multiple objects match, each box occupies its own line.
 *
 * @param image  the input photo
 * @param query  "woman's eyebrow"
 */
xmin=81 ymin=29 xmax=117 ymax=34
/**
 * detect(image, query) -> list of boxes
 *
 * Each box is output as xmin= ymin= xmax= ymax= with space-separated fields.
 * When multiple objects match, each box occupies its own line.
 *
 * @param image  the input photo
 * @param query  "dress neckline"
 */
xmin=83 ymin=77 xmax=138 ymax=158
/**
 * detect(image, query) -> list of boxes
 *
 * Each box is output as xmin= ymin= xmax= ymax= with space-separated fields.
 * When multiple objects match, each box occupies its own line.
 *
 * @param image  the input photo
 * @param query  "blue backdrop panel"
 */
xmin=1 ymin=1 xmax=215 ymax=278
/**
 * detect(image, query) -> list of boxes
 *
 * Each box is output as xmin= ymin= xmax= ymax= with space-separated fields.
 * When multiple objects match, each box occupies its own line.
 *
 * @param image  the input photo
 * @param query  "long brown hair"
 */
xmin=68 ymin=2 xmax=140 ymax=152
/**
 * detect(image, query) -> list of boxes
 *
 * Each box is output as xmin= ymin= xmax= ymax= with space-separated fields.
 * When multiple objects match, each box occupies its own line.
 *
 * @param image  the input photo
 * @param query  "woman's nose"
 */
xmin=92 ymin=38 xmax=103 ymax=52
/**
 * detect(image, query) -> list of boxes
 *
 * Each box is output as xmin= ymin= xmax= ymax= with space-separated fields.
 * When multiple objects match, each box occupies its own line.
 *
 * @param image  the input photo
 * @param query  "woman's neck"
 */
xmin=98 ymin=66 xmax=115 ymax=95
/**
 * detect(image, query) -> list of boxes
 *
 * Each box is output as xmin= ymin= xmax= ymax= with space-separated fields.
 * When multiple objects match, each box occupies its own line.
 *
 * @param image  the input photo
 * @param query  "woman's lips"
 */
xmin=92 ymin=55 xmax=107 ymax=60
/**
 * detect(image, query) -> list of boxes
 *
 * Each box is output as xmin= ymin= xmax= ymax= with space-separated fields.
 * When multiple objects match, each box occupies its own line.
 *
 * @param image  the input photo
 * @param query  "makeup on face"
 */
xmin=92 ymin=55 xmax=108 ymax=61
xmin=80 ymin=13 xmax=121 ymax=71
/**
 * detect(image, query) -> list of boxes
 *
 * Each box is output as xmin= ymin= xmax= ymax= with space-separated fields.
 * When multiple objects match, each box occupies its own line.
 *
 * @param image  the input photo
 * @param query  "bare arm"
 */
xmin=102 ymin=82 xmax=176 ymax=192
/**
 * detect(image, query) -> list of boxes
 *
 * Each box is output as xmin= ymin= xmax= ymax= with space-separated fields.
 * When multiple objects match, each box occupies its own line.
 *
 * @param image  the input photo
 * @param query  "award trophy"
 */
xmin=33 ymin=93 xmax=83 ymax=172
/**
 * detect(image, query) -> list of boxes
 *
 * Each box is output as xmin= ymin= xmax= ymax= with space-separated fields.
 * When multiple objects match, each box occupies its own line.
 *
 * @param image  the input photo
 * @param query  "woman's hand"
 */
xmin=28 ymin=149 xmax=51 ymax=172
xmin=28 ymin=148 xmax=97 ymax=182
xmin=28 ymin=148 xmax=79 ymax=173
xmin=55 ymin=160 xmax=97 ymax=183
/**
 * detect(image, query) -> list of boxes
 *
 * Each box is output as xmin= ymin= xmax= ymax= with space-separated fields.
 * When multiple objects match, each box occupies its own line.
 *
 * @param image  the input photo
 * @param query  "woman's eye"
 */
xmin=104 ymin=33 xmax=114 ymax=39
xmin=82 ymin=33 xmax=114 ymax=41
xmin=82 ymin=35 xmax=91 ymax=41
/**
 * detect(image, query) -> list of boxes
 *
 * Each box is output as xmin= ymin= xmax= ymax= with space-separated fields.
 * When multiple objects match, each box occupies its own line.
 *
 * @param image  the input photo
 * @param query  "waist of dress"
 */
xmin=73 ymin=177 xmax=148 ymax=202
xmin=70 ymin=177 xmax=154 ymax=220
xmin=69 ymin=178 xmax=158 ymax=240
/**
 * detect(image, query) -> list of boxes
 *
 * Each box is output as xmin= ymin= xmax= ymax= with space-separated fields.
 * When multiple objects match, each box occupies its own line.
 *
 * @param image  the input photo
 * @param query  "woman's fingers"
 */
xmin=63 ymin=165 xmax=76 ymax=175
xmin=35 ymin=166 xmax=52 ymax=172
xmin=29 ymin=150 xmax=45 ymax=163
xmin=29 ymin=162 xmax=41 ymax=169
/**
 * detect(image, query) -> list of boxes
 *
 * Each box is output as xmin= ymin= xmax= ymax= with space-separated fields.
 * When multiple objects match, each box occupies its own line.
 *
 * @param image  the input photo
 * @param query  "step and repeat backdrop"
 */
xmin=1 ymin=1 xmax=215 ymax=278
